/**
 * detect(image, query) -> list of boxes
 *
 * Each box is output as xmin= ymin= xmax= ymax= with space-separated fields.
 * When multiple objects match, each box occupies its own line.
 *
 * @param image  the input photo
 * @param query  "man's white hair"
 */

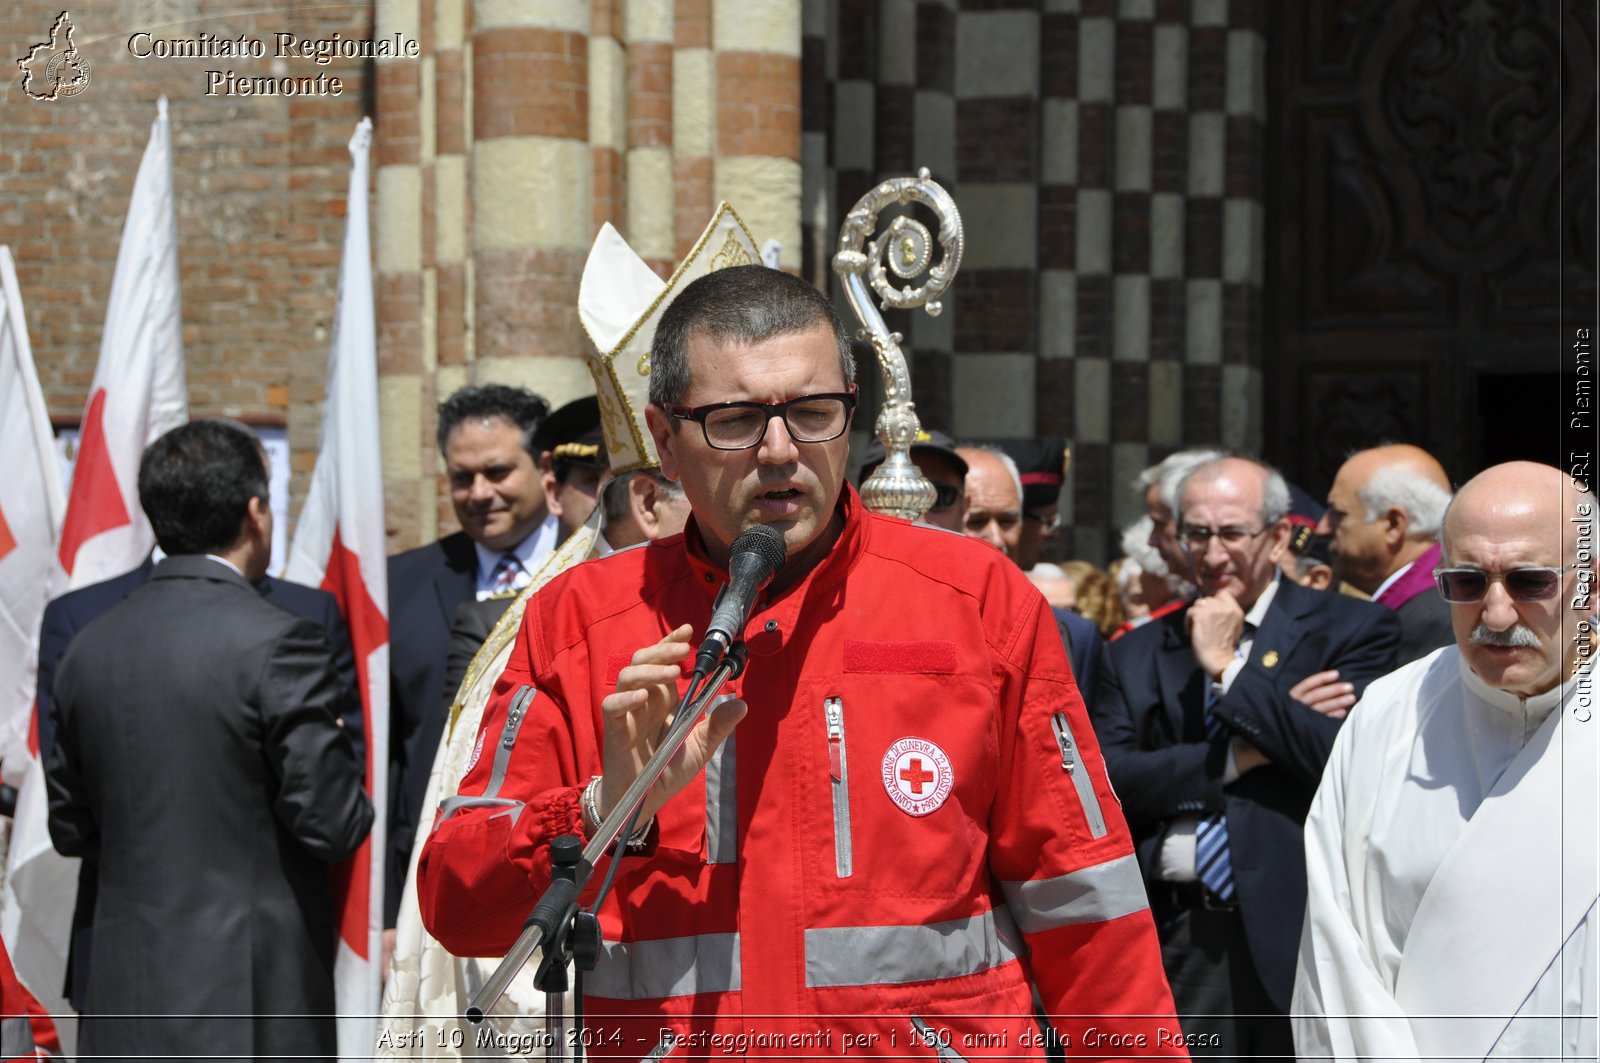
xmin=1177 ymin=455 xmax=1291 ymax=525
xmin=1357 ymin=466 xmax=1452 ymax=540
xmin=1120 ymin=515 xmax=1191 ymax=596
xmin=1139 ymin=449 xmax=1224 ymax=512
xmin=964 ymin=444 xmax=1024 ymax=510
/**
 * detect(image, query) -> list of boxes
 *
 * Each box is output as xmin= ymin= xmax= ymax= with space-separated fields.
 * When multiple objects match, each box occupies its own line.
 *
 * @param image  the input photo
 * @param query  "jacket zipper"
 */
xmin=910 ymin=1016 xmax=970 ymax=1063
xmin=1051 ymin=711 xmax=1108 ymax=838
xmin=825 ymin=696 xmax=853 ymax=877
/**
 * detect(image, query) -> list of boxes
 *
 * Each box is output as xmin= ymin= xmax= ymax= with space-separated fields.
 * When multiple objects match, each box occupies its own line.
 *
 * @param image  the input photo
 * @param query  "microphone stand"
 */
xmin=465 ymin=641 xmax=751 ymax=1034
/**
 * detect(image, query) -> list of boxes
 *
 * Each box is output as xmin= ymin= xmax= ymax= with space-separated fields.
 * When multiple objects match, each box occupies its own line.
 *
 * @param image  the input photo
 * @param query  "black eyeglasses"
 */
xmin=1180 ymin=525 xmax=1269 ymax=549
xmin=1433 ymin=565 xmax=1573 ymax=604
xmin=1024 ymin=510 xmax=1062 ymax=533
xmin=662 ymin=392 xmax=857 ymax=451
xmin=927 ymin=483 xmax=963 ymax=513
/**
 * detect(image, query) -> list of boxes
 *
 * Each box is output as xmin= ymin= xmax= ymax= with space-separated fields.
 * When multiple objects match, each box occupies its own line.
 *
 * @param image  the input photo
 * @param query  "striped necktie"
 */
xmin=489 ymin=553 xmax=522 ymax=595
xmin=1194 ymin=624 xmax=1251 ymax=903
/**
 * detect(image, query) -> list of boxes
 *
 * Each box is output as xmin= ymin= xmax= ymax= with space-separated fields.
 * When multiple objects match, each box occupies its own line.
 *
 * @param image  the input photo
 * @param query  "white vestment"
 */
xmin=378 ymin=522 xmax=601 ymax=1058
xmin=1293 ymin=646 xmax=1599 ymax=1062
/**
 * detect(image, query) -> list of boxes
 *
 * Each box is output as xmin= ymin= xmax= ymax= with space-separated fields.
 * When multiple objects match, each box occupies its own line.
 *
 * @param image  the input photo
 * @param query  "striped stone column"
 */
xmin=432 ymin=0 xmax=472 ymax=402
xmin=949 ymin=1 xmax=1039 ymax=441
xmin=625 ymin=0 xmax=677 ymax=274
xmin=375 ymin=0 xmax=430 ymax=548
xmin=1220 ymin=3 xmax=1266 ymax=452
xmin=1182 ymin=0 xmax=1229 ymax=452
xmin=713 ymin=0 xmax=802 ymax=268
xmin=1038 ymin=0 xmax=1080 ymax=531
xmin=592 ymin=0 xmax=626 ymax=235
xmin=1110 ymin=0 xmax=1154 ymax=533
xmin=471 ymin=0 xmax=595 ymax=403
xmin=908 ymin=0 xmax=958 ymax=434
xmin=1066 ymin=1 xmax=1115 ymax=561
xmin=799 ymin=0 xmax=835 ymax=291
xmin=673 ymin=0 xmax=715 ymax=257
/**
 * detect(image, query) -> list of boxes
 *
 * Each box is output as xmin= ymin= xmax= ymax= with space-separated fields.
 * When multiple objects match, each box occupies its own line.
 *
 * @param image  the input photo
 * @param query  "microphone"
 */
xmin=694 ymin=524 xmax=787 ymax=678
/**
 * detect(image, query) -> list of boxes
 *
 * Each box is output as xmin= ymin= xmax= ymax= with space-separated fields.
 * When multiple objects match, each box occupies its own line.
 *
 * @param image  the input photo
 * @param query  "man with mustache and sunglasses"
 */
xmin=1295 ymin=461 xmax=1599 ymax=1062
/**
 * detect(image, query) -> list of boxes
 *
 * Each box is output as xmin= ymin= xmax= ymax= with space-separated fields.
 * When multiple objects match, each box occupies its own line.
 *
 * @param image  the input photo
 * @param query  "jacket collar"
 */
xmin=681 ymin=484 xmax=869 ymax=656
xmin=150 ymin=553 xmax=254 ymax=592
xmin=1375 ymin=542 xmax=1443 ymax=611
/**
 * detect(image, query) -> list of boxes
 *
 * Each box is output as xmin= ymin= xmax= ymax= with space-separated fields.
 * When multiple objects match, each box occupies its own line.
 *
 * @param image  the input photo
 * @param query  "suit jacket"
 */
xmin=1053 ymin=606 xmax=1106 ymax=709
xmin=1092 ymin=579 xmax=1400 ymax=1008
xmin=385 ymin=530 xmax=478 ymax=924
xmin=1392 ymin=588 xmax=1454 ymax=667
xmin=36 ymin=557 xmax=362 ymax=762
xmin=34 ymin=557 xmax=362 ymax=1011
xmin=45 ymin=555 xmax=372 ymax=1061
xmin=441 ymin=594 xmax=516 ymax=708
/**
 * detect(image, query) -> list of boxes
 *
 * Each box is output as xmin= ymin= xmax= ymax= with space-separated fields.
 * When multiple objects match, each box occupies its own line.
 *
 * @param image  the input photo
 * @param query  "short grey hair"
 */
xmin=601 ymin=468 xmax=684 ymax=526
xmin=1140 ymin=449 xmax=1224 ymax=512
xmin=1120 ymin=515 xmax=1192 ymax=596
xmin=963 ymin=444 xmax=1024 ymax=510
xmin=1177 ymin=454 xmax=1291 ymax=526
xmin=1358 ymin=466 xmax=1452 ymax=540
xmin=648 ymin=265 xmax=854 ymax=409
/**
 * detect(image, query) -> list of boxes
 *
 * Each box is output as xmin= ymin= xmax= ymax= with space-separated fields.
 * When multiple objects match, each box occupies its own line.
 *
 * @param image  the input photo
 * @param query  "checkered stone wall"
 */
xmin=804 ymin=0 xmax=1269 ymax=563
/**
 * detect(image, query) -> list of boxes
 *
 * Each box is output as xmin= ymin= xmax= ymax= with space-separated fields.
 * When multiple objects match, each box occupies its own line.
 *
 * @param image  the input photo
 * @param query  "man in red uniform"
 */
xmin=418 ymin=265 xmax=1182 ymax=1060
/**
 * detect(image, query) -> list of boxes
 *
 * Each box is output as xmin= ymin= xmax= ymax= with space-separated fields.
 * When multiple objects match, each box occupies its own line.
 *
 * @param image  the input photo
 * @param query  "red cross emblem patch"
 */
xmin=881 ymin=737 xmax=954 ymax=816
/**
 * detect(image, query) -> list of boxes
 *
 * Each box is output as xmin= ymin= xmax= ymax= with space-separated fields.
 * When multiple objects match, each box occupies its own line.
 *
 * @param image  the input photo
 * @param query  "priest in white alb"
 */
xmin=1293 ymin=460 xmax=1598 ymax=1061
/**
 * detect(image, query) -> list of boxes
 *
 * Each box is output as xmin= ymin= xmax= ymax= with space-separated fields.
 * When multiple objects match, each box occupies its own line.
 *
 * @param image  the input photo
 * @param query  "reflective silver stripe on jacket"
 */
xmin=585 ymin=933 xmax=741 ymax=999
xmin=484 ymin=684 xmax=537 ymax=799
xmin=703 ymin=703 xmax=737 ymax=865
xmin=999 ymin=853 xmax=1149 ymax=934
xmin=804 ymin=907 xmax=1023 ymax=988
xmin=1 ymin=1016 xmax=38 ymax=1058
xmin=433 ymin=684 xmax=537 ymax=828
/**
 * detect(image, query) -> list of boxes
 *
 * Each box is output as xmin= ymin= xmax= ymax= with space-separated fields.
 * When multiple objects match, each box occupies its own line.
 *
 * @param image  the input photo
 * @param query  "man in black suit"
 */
xmin=956 ymin=444 xmax=1106 ymax=699
xmin=1319 ymin=443 xmax=1455 ymax=665
xmin=1092 ymin=454 xmax=1399 ymax=1058
xmin=35 ymin=553 xmax=360 ymax=1011
xmin=384 ymin=384 xmax=553 ymax=927
xmin=45 ymin=420 xmax=372 ymax=1060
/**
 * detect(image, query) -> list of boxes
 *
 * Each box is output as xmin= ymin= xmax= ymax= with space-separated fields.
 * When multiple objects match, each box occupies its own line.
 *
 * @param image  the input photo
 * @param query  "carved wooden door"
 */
xmin=1266 ymin=0 xmax=1596 ymax=490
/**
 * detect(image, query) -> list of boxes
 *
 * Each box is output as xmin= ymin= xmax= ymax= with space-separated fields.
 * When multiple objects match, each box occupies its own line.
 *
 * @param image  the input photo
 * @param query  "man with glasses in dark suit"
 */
xmin=1092 ymin=454 xmax=1399 ymax=1059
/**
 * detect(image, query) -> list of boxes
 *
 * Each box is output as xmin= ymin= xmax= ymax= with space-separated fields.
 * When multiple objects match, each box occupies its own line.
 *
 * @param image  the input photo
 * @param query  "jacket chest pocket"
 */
xmin=796 ymin=669 xmax=996 ymax=901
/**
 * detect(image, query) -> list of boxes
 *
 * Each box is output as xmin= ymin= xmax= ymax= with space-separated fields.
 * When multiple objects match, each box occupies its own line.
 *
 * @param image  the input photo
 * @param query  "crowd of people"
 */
xmin=5 ymin=234 xmax=1594 ymax=1062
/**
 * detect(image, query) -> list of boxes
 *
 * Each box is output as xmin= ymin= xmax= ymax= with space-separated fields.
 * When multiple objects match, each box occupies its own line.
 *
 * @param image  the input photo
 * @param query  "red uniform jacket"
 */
xmin=419 ymin=488 xmax=1184 ymax=1060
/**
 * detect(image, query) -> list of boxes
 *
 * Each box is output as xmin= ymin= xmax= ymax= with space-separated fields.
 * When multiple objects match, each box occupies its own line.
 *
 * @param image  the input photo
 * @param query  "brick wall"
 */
xmin=1 ymin=0 xmax=372 ymax=525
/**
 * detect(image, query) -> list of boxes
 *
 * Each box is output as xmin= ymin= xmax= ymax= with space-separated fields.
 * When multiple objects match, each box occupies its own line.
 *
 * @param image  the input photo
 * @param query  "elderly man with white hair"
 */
xmin=1319 ymin=443 xmax=1455 ymax=664
xmin=1294 ymin=461 xmax=1598 ymax=1061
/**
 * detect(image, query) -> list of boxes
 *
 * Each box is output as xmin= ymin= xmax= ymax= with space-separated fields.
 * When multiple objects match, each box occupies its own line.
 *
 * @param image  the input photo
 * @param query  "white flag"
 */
xmin=55 ymin=95 xmax=187 ymax=590
xmin=0 ymin=246 xmax=65 ymax=785
xmin=284 ymin=117 xmax=389 ymax=1060
xmin=0 ymin=248 xmax=70 ymax=1048
xmin=3 ymin=100 xmax=187 ymax=1057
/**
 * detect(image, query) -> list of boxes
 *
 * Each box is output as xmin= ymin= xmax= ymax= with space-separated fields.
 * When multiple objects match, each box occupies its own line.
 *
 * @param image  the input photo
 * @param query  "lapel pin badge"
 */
xmin=1261 ymin=650 xmax=1280 ymax=669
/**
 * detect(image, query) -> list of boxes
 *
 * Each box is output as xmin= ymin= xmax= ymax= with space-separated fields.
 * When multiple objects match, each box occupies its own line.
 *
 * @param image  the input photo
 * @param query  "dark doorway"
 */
xmin=1264 ymin=1 xmax=1597 ymax=494
xmin=1475 ymin=373 xmax=1564 ymax=470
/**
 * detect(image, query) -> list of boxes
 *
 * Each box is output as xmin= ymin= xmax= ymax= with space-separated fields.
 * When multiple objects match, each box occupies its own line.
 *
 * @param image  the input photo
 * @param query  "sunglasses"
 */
xmin=1432 ymin=565 xmax=1574 ymax=604
xmin=927 ymin=483 xmax=963 ymax=513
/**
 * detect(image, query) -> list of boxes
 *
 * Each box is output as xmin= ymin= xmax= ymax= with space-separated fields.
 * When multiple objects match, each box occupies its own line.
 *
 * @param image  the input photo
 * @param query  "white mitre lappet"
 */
xmin=376 ymin=205 xmax=760 ymax=1057
xmin=580 ymin=203 xmax=760 ymax=474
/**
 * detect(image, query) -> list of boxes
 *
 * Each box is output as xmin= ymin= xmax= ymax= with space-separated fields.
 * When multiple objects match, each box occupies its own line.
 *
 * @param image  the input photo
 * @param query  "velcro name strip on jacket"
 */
xmin=843 ymin=640 xmax=958 ymax=674
xmin=997 ymin=853 xmax=1149 ymax=935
